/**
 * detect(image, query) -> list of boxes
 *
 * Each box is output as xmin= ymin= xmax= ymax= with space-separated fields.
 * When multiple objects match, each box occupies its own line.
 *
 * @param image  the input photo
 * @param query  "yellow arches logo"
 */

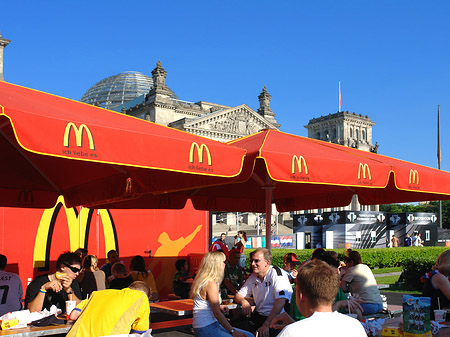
xmin=189 ymin=142 xmax=212 ymax=165
xmin=33 ymin=196 xmax=117 ymax=270
xmin=63 ymin=122 xmax=95 ymax=150
xmin=292 ymin=155 xmax=308 ymax=174
xmin=358 ymin=163 xmax=372 ymax=180
xmin=409 ymin=169 xmax=419 ymax=185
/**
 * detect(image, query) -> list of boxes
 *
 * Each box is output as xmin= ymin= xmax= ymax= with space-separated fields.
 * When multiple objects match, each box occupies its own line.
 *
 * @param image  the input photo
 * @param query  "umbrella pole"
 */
xmin=265 ymin=186 xmax=273 ymax=251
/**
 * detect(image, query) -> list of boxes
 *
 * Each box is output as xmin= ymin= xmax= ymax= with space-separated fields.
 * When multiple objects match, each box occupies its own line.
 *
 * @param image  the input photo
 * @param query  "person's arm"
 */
xmin=69 ymin=308 xmax=81 ymax=320
xmin=339 ymin=268 xmax=353 ymax=292
xmin=233 ymin=291 xmax=252 ymax=317
xmin=204 ymin=281 xmax=247 ymax=337
xmin=269 ymin=312 xmax=295 ymax=330
xmin=223 ymin=279 xmax=238 ymax=295
xmin=432 ymin=273 xmax=450 ymax=300
xmin=27 ymin=278 xmax=63 ymax=312
xmin=256 ymin=298 xmax=286 ymax=337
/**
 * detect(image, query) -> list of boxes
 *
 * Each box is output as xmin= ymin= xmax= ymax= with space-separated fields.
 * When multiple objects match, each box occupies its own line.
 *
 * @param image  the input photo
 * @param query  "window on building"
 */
xmin=362 ymin=129 xmax=366 ymax=141
xmin=316 ymin=131 xmax=320 ymax=139
xmin=426 ymin=230 xmax=430 ymax=241
xmin=356 ymin=231 xmax=361 ymax=242
xmin=356 ymin=129 xmax=360 ymax=140
xmin=350 ymin=128 xmax=353 ymax=138
xmin=371 ymin=231 xmax=377 ymax=243
xmin=333 ymin=128 xmax=337 ymax=139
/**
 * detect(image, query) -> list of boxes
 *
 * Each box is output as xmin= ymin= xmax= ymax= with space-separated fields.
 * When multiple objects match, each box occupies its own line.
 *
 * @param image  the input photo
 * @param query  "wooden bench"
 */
xmin=150 ymin=317 xmax=193 ymax=332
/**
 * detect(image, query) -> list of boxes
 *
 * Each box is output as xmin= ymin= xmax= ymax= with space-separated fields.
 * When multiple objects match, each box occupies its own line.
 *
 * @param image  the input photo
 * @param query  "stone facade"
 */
xmin=123 ymin=61 xmax=280 ymax=142
xmin=305 ymin=111 xmax=377 ymax=153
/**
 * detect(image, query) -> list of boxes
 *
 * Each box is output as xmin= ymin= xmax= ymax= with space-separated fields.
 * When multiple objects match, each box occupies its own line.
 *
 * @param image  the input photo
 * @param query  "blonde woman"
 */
xmin=191 ymin=251 xmax=254 ymax=337
xmin=422 ymin=250 xmax=450 ymax=319
xmin=80 ymin=255 xmax=105 ymax=298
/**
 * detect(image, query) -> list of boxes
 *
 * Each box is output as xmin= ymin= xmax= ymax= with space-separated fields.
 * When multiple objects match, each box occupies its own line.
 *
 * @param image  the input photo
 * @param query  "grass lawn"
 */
xmin=372 ymin=267 xmax=402 ymax=274
xmin=375 ymin=275 xmax=400 ymax=285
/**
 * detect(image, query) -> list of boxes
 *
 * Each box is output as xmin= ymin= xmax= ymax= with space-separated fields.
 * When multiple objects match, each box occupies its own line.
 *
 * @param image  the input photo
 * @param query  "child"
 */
xmin=173 ymin=259 xmax=192 ymax=299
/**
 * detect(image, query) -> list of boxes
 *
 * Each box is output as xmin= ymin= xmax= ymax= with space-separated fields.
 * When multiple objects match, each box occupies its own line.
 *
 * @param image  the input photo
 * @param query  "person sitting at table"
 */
xmin=100 ymin=249 xmax=119 ymax=281
xmin=67 ymin=281 xmax=150 ymax=337
xmin=79 ymin=255 xmax=105 ymax=299
xmin=129 ymin=255 xmax=159 ymax=302
xmin=270 ymin=259 xmax=366 ymax=337
xmin=339 ymin=250 xmax=383 ymax=315
xmin=109 ymin=262 xmax=133 ymax=290
xmin=25 ymin=251 xmax=82 ymax=312
xmin=422 ymin=249 xmax=450 ymax=319
xmin=173 ymin=258 xmax=192 ymax=299
xmin=221 ymin=249 xmax=244 ymax=296
xmin=0 ymin=254 xmax=23 ymax=316
xmin=191 ymin=251 xmax=254 ymax=337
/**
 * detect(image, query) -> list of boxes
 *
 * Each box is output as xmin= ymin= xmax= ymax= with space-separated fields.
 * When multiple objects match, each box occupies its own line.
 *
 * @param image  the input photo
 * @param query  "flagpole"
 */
xmin=438 ymin=105 xmax=442 ymax=228
xmin=339 ymin=81 xmax=341 ymax=112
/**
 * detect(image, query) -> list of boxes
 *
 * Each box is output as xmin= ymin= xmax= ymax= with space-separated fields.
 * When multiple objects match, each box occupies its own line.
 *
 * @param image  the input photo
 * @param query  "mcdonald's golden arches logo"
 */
xmin=33 ymin=196 xmax=117 ymax=271
xmin=63 ymin=122 xmax=95 ymax=150
xmin=409 ymin=169 xmax=419 ymax=185
xmin=189 ymin=142 xmax=212 ymax=165
xmin=291 ymin=155 xmax=309 ymax=175
xmin=358 ymin=163 xmax=372 ymax=180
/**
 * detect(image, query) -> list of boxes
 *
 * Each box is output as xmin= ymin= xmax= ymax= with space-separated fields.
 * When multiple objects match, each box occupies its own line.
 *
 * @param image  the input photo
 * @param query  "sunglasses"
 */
xmin=250 ymin=259 xmax=261 ymax=263
xmin=63 ymin=262 xmax=81 ymax=273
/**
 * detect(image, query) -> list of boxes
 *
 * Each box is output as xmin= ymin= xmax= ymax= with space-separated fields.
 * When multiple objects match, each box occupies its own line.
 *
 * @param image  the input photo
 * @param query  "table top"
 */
xmin=150 ymin=298 xmax=238 ymax=316
xmin=0 ymin=324 xmax=72 ymax=337
xmin=382 ymin=316 xmax=450 ymax=336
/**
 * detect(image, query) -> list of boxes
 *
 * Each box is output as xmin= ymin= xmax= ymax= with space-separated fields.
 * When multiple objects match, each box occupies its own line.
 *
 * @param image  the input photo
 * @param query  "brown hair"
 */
xmin=436 ymin=250 xmax=450 ymax=276
xmin=345 ymin=250 xmax=362 ymax=265
xmin=296 ymin=259 xmax=339 ymax=308
xmin=252 ymin=248 xmax=271 ymax=263
xmin=111 ymin=262 xmax=127 ymax=276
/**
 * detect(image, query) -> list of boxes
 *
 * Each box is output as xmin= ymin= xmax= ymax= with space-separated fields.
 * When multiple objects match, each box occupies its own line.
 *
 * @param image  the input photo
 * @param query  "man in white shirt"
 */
xmin=0 ymin=254 xmax=23 ymax=316
xmin=234 ymin=248 xmax=292 ymax=337
xmin=271 ymin=259 xmax=366 ymax=337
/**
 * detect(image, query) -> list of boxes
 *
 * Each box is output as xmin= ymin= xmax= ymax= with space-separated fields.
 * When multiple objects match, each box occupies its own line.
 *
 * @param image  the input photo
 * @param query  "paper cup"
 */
xmin=65 ymin=300 xmax=76 ymax=315
xmin=434 ymin=309 xmax=446 ymax=323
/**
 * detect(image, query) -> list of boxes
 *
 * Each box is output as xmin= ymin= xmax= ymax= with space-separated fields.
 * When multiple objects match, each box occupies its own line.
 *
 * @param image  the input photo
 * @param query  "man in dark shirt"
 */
xmin=404 ymin=234 xmax=412 ymax=247
xmin=25 ymin=252 xmax=82 ymax=312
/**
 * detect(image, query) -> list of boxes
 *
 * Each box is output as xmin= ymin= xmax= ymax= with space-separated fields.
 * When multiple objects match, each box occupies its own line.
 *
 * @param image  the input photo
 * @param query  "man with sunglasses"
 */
xmin=234 ymin=248 xmax=292 ymax=337
xmin=25 ymin=251 xmax=82 ymax=312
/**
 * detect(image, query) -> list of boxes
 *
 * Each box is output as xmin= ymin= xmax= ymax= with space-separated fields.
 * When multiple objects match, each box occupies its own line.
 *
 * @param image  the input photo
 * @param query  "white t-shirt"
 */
xmin=0 ymin=270 xmax=23 ymax=316
xmin=278 ymin=311 xmax=366 ymax=337
xmin=238 ymin=265 xmax=292 ymax=316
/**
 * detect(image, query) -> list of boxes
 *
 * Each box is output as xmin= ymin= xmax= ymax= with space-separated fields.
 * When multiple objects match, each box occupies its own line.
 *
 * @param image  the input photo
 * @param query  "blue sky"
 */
xmin=2 ymin=1 xmax=450 ymax=171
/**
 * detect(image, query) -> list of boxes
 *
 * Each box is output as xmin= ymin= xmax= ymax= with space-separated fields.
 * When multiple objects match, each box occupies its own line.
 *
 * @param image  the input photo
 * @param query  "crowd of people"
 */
xmin=1 ymin=232 xmax=449 ymax=336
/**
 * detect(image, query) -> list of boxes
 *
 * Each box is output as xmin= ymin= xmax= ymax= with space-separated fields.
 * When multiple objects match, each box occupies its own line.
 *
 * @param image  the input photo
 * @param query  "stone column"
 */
xmin=0 ymin=32 xmax=11 ymax=82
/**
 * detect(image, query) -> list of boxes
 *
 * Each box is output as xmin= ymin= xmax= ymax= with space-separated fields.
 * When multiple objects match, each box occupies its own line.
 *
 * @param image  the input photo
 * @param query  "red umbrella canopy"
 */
xmin=101 ymin=129 xmax=450 ymax=212
xmin=0 ymin=81 xmax=246 ymax=208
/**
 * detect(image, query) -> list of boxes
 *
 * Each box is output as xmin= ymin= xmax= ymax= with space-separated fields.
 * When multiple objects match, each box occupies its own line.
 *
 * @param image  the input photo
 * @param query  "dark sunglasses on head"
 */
xmin=63 ymin=262 xmax=81 ymax=273
xmin=250 ymin=259 xmax=261 ymax=263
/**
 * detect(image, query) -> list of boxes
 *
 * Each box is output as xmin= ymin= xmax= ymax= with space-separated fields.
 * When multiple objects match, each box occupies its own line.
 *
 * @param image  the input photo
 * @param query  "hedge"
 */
xmin=245 ymin=247 xmax=448 ymax=270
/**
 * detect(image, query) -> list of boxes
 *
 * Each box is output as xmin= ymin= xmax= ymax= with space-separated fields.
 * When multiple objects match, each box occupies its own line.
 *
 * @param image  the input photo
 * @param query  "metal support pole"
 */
xmin=265 ymin=186 xmax=273 ymax=251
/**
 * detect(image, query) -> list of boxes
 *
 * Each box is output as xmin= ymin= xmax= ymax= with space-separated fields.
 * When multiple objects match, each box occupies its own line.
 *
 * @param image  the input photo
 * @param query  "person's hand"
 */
xmin=220 ymin=305 xmax=229 ymax=314
xmin=256 ymin=322 xmax=270 ymax=337
xmin=270 ymin=312 xmax=295 ymax=330
xmin=231 ymin=330 xmax=247 ymax=337
xmin=291 ymin=268 xmax=298 ymax=278
xmin=42 ymin=280 xmax=63 ymax=293
xmin=240 ymin=299 xmax=252 ymax=317
xmin=60 ymin=274 xmax=73 ymax=291
xmin=348 ymin=298 xmax=363 ymax=314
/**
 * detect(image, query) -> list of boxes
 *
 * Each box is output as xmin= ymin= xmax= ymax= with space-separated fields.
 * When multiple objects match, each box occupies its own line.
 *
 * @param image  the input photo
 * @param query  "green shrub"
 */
xmin=245 ymin=246 xmax=448 ymax=272
xmin=400 ymin=257 xmax=437 ymax=291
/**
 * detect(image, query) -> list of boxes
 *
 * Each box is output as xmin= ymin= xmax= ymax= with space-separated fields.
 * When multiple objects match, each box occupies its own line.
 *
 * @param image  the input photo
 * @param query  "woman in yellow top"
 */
xmin=129 ymin=255 xmax=159 ymax=302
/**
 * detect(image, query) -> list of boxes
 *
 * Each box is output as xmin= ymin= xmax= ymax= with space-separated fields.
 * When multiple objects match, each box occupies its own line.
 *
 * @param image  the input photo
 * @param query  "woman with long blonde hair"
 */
xmin=191 ymin=251 xmax=253 ymax=337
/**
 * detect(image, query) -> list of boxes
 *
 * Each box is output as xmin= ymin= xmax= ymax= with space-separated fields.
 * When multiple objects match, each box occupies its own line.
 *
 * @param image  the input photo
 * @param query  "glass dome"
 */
xmin=80 ymin=71 xmax=154 ymax=109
